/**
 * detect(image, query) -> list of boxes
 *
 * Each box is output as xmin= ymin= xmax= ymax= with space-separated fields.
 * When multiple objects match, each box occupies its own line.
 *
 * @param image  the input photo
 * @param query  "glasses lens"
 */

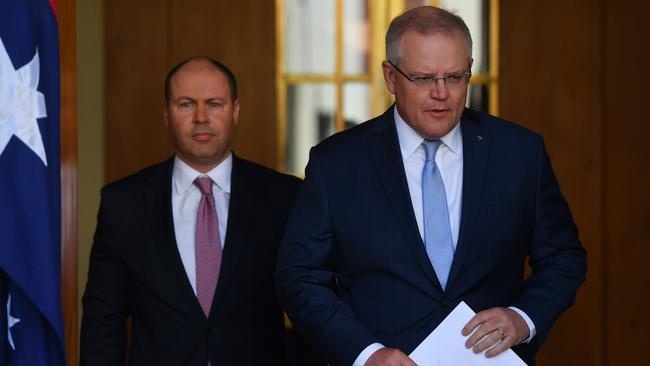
xmin=445 ymin=74 xmax=464 ymax=86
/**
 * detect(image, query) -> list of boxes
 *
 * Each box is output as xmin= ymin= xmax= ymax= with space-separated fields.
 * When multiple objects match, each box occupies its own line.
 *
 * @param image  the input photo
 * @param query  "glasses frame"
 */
xmin=388 ymin=61 xmax=472 ymax=87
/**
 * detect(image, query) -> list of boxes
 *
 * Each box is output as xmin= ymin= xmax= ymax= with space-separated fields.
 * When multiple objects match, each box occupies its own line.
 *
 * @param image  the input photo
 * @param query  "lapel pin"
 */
xmin=476 ymin=135 xmax=483 ymax=142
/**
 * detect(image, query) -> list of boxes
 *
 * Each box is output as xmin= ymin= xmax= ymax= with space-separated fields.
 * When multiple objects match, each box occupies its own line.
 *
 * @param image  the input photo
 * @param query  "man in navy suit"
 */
xmin=276 ymin=6 xmax=586 ymax=366
xmin=80 ymin=57 xmax=302 ymax=365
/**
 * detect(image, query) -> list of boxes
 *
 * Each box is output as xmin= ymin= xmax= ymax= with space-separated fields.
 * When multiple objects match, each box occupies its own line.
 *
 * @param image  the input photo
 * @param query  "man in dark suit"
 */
xmin=80 ymin=57 xmax=301 ymax=365
xmin=276 ymin=6 xmax=586 ymax=366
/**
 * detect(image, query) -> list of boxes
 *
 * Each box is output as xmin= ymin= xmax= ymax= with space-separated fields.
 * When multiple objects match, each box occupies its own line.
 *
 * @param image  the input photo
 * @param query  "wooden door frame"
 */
xmin=58 ymin=0 xmax=78 ymax=365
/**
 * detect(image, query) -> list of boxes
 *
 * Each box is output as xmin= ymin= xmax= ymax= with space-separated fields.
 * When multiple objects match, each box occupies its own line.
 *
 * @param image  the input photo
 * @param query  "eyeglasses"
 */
xmin=388 ymin=61 xmax=471 ymax=88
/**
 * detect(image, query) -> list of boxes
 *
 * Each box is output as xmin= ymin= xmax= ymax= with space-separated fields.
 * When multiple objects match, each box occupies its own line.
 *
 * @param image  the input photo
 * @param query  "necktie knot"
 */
xmin=423 ymin=140 xmax=441 ymax=161
xmin=194 ymin=176 xmax=213 ymax=195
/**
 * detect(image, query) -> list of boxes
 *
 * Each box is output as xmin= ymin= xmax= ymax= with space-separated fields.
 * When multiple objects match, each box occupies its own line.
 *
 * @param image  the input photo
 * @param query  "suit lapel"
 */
xmin=209 ymin=155 xmax=253 ymax=318
xmin=144 ymin=158 xmax=205 ymax=320
xmin=446 ymin=110 xmax=491 ymax=291
xmin=368 ymin=108 xmax=438 ymax=284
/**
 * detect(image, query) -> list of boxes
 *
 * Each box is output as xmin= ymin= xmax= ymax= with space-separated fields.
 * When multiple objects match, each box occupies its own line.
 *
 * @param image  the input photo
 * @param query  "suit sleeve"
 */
xmin=80 ymin=190 xmax=132 ymax=366
xmin=276 ymin=150 xmax=378 ymax=366
xmin=512 ymin=137 xmax=587 ymax=348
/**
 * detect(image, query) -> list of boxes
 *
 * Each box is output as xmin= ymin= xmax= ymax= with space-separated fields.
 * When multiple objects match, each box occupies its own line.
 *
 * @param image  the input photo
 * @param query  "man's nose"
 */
xmin=194 ymin=105 xmax=208 ymax=123
xmin=429 ymin=79 xmax=449 ymax=100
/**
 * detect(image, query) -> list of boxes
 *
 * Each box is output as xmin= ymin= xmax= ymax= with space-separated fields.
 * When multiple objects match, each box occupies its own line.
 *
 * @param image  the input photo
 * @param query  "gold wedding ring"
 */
xmin=496 ymin=327 xmax=506 ymax=339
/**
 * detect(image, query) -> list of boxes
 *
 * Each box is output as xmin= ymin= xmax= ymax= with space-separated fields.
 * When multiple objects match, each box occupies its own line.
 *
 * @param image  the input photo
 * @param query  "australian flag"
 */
xmin=0 ymin=0 xmax=66 ymax=365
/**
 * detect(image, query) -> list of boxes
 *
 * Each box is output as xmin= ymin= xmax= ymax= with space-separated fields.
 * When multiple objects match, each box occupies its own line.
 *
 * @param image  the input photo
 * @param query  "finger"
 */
xmin=403 ymin=356 xmax=418 ymax=366
xmin=472 ymin=329 xmax=505 ymax=354
xmin=462 ymin=312 xmax=490 ymax=336
xmin=394 ymin=352 xmax=417 ymax=366
xmin=465 ymin=320 xmax=498 ymax=348
xmin=485 ymin=334 xmax=514 ymax=358
xmin=379 ymin=348 xmax=416 ymax=366
xmin=390 ymin=351 xmax=414 ymax=366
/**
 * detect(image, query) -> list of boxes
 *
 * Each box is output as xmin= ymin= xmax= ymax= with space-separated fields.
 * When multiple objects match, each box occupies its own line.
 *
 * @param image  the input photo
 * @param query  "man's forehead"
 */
xmin=169 ymin=63 xmax=230 ymax=96
xmin=403 ymin=28 xmax=466 ymax=46
xmin=173 ymin=61 xmax=225 ymax=80
xmin=400 ymin=30 xmax=471 ymax=63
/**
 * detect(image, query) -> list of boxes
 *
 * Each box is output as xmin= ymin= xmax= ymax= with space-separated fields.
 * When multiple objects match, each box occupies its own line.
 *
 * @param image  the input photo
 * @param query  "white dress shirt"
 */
xmin=396 ymin=107 xmax=464 ymax=248
xmin=171 ymin=154 xmax=231 ymax=295
xmin=353 ymin=109 xmax=535 ymax=366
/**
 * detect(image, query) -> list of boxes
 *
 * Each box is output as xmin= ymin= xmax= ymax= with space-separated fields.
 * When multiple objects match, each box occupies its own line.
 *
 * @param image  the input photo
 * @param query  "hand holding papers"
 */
xmin=409 ymin=302 xmax=527 ymax=366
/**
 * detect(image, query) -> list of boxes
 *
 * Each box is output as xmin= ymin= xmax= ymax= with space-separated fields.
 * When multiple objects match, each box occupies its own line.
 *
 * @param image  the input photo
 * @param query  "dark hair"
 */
xmin=386 ymin=6 xmax=473 ymax=65
xmin=164 ymin=56 xmax=238 ymax=103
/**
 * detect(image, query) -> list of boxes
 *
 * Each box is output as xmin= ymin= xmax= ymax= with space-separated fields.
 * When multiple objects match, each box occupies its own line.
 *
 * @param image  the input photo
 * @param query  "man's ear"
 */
xmin=232 ymin=99 xmax=240 ymax=125
xmin=381 ymin=61 xmax=397 ymax=95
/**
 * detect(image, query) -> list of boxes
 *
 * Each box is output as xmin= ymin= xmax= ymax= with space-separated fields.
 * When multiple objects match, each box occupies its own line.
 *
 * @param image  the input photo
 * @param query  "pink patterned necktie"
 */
xmin=194 ymin=176 xmax=222 ymax=318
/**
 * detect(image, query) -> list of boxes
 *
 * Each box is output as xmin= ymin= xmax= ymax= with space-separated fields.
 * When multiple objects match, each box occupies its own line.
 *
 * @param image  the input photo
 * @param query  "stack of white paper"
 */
xmin=409 ymin=302 xmax=527 ymax=366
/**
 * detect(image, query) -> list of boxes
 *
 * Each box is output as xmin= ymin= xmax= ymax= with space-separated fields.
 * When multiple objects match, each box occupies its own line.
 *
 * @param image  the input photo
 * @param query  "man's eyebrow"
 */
xmin=412 ymin=69 xmax=467 ymax=76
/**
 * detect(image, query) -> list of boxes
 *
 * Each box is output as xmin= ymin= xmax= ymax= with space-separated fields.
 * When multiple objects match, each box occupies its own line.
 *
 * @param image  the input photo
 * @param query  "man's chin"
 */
xmin=416 ymin=121 xmax=457 ymax=139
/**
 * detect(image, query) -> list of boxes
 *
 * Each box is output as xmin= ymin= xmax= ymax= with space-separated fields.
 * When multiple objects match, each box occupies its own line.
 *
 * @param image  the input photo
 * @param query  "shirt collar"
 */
xmin=172 ymin=153 xmax=233 ymax=195
xmin=393 ymin=107 xmax=463 ymax=160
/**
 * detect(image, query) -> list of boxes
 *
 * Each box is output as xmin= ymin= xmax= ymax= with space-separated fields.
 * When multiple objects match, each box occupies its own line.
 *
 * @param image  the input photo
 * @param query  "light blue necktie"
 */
xmin=422 ymin=140 xmax=455 ymax=290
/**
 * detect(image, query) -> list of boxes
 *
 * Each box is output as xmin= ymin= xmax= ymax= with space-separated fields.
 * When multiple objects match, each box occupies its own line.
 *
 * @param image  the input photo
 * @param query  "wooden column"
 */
xmin=603 ymin=0 xmax=650 ymax=363
xmin=500 ymin=0 xmax=650 ymax=364
xmin=58 ymin=0 xmax=78 ymax=365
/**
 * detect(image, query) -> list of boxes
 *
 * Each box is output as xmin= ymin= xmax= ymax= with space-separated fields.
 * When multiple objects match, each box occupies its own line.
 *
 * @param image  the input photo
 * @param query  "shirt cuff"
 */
xmin=509 ymin=306 xmax=536 ymax=343
xmin=352 ymin=343 xmax=385 ymax=366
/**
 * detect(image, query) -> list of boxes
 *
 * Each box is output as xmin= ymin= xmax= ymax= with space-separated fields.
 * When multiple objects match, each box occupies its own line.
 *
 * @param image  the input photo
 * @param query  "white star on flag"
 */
xmin=0 ymin=36 xmax=48 ymax=165
xmin=6 ymin=293 xmax=21 ymax=351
